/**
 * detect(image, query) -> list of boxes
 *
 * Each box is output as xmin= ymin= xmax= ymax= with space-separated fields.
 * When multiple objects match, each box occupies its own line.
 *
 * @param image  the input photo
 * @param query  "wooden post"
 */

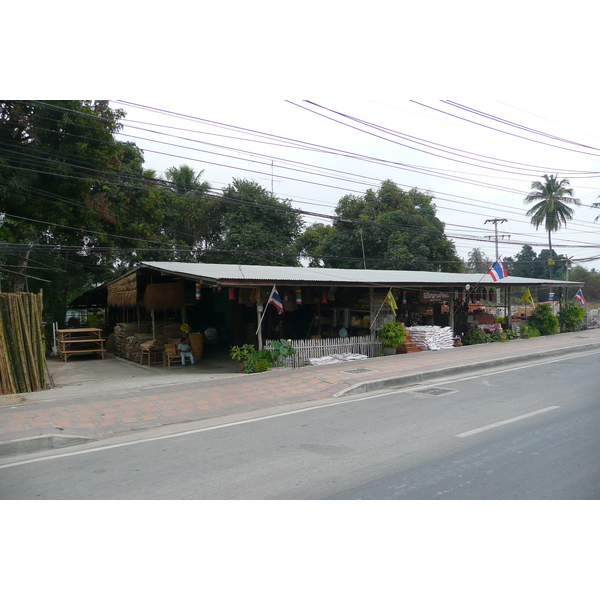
xmin=257 ymin=303 xmax=263 ymax=351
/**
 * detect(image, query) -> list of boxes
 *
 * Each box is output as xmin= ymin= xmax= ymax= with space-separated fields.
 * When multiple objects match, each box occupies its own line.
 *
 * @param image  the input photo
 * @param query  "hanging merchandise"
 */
xmin=482 ymin=288 xmax=488 ymax=302
xmin=229 ymin=287 xmax=236 ymax=301
xmin=489 ymin=288 xmax=495 ymax=302
xmin=402 ymin=291 xmax=407 ymax=305
xmin=295 ymin=289 xmax=302 ymax=305
xmin=321 ymin=289 xmax=328 ymax=304
xmin=283 ymin=291 xmax=297 ymax=312
xmin=195 ymin=283 xmax=201 ymax=301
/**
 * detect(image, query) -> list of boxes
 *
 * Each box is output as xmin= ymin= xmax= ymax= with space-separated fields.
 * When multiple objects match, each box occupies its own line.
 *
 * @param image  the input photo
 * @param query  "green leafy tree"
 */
xmin=160 ymin=164 xmax=223 ymax=260
xmin=524 ymin=175 xmax=580 ymax=278
xmin=320 ymin=180 xmax=462 ymax=271
xmin=206 ymin=178 xmax=303 ymax=266
xmin=0 ymin=101 xmax=167 ymax=321
xmin=292 ymin=222 xmax=333 ymax=267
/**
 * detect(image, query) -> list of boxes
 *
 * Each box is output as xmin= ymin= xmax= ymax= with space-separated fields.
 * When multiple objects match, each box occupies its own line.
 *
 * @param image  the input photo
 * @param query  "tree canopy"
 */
xmin=524 ymin=175 xmax=580 ymax=278
xmin=204 ymin=178 xmax=303 ymax=266
xmin=296 ymin=180 xmax=462 ymax=271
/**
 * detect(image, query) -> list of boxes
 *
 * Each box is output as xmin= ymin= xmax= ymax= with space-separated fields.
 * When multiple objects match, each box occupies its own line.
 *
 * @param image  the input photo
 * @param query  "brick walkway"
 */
xmin=2 ymin=329 xmax=600 ymax=450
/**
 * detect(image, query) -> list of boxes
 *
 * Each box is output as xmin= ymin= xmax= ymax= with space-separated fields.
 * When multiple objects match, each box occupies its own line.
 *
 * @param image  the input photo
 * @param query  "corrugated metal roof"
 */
xmin=140 ymin=262 xmax=579 ymax=287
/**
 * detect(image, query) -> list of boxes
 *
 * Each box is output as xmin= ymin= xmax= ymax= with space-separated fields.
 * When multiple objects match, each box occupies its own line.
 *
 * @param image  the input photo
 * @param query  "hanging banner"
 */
xmin=419 ymin=291 xmax=451 ymax=303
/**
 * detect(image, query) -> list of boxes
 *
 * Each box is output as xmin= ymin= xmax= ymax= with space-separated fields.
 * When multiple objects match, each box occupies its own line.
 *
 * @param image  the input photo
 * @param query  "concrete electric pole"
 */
xmin=484 ymin=218 xmax=508 ymax=262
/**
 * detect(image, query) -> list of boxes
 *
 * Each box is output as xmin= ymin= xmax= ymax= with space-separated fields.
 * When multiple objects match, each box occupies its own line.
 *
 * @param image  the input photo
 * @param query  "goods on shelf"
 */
xmin=406 ymin=326 xmax=454 ymax=350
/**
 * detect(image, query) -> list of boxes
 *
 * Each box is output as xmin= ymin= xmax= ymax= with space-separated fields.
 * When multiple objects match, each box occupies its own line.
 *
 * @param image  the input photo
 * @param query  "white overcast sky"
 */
xmin=112 ymin=97 xmax=600 ymax=271
xmin=6 ymin=1 xmax=599 ymax=272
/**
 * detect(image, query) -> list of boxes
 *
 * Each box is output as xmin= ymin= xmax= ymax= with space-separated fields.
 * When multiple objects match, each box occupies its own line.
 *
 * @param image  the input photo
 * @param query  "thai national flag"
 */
xmin=269 ymin=287 xmax=284 ymax=314
xmin=574 ymin=288 xmax=586 ymax=306
xmin=487 ymin=261 xmax=508 ymax=282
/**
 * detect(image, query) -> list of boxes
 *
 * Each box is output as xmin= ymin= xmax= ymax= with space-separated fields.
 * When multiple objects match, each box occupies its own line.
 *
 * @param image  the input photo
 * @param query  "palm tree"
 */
xmin=467 ymin=247 xmax=489 ymax=273
xmin=524 ymin=174 xmax=579 ymax=278
xmin=164 ymin=164 xmax=210 ymax=196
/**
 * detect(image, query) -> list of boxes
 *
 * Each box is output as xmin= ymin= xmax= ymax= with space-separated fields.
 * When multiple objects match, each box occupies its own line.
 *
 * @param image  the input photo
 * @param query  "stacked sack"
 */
xmin=406 ymin=326 xmax=454 ymax=351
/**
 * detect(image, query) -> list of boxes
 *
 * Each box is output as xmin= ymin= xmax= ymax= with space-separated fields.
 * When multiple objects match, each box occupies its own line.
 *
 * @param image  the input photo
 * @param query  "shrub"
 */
xmin=528 ymin=304 xmax=559 ymax=336
xmin=378 ymin=321 xmax=406 ymax=347
xmin=267 ymin=339 xmax=296 ymax=365
xmin=558 ymin=301 xmax=586 ymax=332
xmin=520 ymin=324 xmax=541 ymax=338
xmin=243 ymin=355 xmax=272 ymax=373
xmin=229 ymin=344 xmax=255 ymax=364
xmin=463 ymin=328 xmax=491 ymax=345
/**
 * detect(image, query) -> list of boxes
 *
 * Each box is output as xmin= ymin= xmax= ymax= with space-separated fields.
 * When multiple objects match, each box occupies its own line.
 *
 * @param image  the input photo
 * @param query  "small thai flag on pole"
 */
xmin=487 ymin=261 xmax=508 ymax=282
xmin=268 ymin=286 xmax=284 ymax=314
xmin=574 ymin=288 xmax=586 ymax=306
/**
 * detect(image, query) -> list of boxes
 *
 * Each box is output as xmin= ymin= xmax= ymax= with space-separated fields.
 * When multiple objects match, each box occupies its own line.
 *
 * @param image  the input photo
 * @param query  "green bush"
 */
xmin=463 ymin=328 xmax=492 ymax=345
xmin=558 ymin=301 xmax=586 ymax=332
xmin=528 ymin=304 xmax=559 ymax=336
xmin=520 ymin=324 xmax=541 ymax=338
xmin=243 ymin=355 xmax=272 ymax=373
xmin=378 ymin=321 xmax=406 ymax=347
xmin=229 ymin=344 xmax=255 ymax=364
xmin=266 ymin=339 xmax=296 ymax=365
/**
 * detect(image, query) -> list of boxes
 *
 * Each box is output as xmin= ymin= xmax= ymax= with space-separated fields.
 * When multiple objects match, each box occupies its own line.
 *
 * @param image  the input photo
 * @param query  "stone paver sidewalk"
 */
xmin=2 ymin=328 xmax=600 ymax=455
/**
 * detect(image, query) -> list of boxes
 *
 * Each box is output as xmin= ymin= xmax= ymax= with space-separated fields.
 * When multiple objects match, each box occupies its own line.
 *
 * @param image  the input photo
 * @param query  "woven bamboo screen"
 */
xmin=107 ymin=273 xmax=138 ymax=307
xmin=144 ymin=282 xmax=185 ymax=310
xmin=0 ymin=292 xmax=50 ymax=395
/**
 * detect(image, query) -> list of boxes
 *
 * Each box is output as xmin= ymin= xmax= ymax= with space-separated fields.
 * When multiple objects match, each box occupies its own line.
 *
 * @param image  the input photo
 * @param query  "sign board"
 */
xmin=419 ymin=291 xmax=451 ymax=303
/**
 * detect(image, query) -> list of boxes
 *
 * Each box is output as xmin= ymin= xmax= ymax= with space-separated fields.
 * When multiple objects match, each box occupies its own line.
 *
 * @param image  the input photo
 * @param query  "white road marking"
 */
xmin=456 ymin=406 xmax=560 ymax=438
xmin=1 ymin=349 xmax=595 ymax=469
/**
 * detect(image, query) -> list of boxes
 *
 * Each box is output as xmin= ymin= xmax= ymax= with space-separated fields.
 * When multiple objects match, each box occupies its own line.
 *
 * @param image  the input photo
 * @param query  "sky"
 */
xmin=5 ymin=2 xmax=599 ymax=274
xmin=112 ymin=97 xmax=600 ymax=272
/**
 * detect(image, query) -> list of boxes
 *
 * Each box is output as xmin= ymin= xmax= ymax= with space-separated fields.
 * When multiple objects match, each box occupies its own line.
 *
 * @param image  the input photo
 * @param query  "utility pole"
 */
xmin=358 ymin=229 xmax=367 ymax=269
xmin=484 ymin=218 xmax=508 ymax=262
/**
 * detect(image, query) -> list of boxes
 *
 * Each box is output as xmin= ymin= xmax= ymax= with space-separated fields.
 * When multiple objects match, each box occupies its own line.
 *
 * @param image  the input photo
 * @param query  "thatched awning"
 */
xmin=107 ymin=273 xmax=138 ymax=308
xmin=144 ymin=282 xmax=185 ymax=310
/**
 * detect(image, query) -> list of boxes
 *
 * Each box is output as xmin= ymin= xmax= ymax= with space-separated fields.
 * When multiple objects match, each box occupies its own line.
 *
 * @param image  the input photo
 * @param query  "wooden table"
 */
xmin=57 ymin=328 xmax=106 ymax=361
xmin=140 ymin=349 xmax=164 ymax=366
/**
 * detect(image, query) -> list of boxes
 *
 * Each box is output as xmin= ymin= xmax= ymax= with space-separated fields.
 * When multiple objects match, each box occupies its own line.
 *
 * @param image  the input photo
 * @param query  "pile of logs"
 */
xmin=113 ymin=324 xmax=154 ymax=363
xmin=113 ymin=322 xmax=187 ymax=363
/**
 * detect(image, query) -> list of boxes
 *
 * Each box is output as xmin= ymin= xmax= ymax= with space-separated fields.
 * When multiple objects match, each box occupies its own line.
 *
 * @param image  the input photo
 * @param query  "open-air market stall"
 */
xmin=68 ymin=262 xmax=582 ymax=366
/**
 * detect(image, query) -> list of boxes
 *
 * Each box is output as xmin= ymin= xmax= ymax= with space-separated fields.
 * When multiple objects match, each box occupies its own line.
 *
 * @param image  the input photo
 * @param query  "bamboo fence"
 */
xmin=265 ymin=335 xmax=382 ymax=368
xmin=0 ymin=292 xmax=50 ymax=395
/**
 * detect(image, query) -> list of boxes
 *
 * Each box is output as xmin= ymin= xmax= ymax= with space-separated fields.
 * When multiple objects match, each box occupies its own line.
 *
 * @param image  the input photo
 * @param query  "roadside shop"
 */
xmin=67 ymin=261 xmax=579 ymax=366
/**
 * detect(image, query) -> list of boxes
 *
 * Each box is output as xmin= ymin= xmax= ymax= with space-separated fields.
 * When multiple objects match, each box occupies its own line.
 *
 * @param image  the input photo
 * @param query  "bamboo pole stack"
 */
xmin=0 ymin=292 xmax=50 ymax=395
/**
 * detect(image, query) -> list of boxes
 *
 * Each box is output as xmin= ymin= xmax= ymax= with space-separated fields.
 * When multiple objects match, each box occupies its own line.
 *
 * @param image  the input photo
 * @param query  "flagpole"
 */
xmin=371 ymin=287 xmax=395 ymax=331
xmin=255 ymin=284 xmax=276 ymax=346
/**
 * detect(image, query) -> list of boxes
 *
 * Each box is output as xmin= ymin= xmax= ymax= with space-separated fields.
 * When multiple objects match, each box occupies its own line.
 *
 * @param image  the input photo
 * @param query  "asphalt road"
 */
xmin=1 ymin=350 xmax=599 ymax=499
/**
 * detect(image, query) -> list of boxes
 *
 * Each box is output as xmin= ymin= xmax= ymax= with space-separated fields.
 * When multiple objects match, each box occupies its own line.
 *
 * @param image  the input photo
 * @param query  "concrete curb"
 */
xmin=335 ymin=341 xmax=600 ymax=397
xmin=2 ymin=338 xmax=599 ymax=459
xmin=0 ymin=434 xmax=97 ymax=457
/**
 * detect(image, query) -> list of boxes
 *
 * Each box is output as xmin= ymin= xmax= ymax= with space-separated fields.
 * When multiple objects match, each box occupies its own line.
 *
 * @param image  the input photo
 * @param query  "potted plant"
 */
xmin=378 ymin=320 xmax=406 ymax=355
xmin=229 ymin=344 xmax=255 ymax=370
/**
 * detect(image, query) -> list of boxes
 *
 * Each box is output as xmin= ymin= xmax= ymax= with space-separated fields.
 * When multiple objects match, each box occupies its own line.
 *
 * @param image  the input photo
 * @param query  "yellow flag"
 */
xmin=384 ymin=290 xmax=398 ymax=315
xmin=521 ymin=287 xmax=535 ymax=308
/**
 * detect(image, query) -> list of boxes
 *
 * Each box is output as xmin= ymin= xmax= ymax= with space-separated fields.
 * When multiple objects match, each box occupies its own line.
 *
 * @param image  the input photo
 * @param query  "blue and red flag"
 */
xmin=487 ymin=261 xmax=508 ymax=282
xmin=268 ymin=287 xmax=284 ymax=314
xmin=574 ymin=288 xmax=586 ymax=306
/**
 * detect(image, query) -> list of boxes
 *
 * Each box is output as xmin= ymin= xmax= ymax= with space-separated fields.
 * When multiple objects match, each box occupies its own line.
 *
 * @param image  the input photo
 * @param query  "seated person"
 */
xmin=178 ymin=337 xmax=195 ymax=365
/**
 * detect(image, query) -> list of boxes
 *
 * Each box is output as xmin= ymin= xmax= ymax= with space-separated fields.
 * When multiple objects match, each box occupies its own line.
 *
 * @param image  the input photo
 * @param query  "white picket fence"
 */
xmin=584 ymin=308 xmax=600 ymax=330
xmin=265 ymin=335 xmax=383 ymax=368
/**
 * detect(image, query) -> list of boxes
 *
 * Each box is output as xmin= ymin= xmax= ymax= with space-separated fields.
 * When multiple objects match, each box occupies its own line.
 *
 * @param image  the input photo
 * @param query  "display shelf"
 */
xmin=57 ymin=328 xmax=106 ymax=362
